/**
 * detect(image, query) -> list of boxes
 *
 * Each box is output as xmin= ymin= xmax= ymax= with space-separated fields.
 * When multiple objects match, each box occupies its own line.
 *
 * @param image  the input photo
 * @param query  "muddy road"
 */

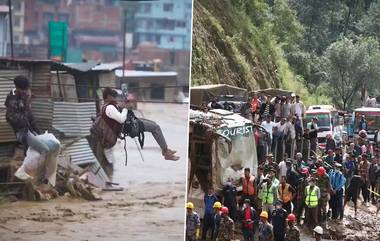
xmin=0 ymin=103 xmax=188 ymax=241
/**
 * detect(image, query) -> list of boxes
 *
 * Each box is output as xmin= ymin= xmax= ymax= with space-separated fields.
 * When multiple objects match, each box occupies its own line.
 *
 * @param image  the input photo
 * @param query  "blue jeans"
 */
xmin=331 ymin=188 xmax=343 ymax=219
xmin=243 ymin=228 xmax=254 ymax=241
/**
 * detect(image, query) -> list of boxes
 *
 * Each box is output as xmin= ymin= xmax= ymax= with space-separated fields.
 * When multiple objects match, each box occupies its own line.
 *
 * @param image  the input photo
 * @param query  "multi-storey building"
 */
xmin=131 ymin=0 xmax=192 ymax=50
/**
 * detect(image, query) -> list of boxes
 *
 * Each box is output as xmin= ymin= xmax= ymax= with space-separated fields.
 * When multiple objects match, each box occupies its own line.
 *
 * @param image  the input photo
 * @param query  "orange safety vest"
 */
xmin=279 ymin=184 xmax=293 ymax=203
xmin=242 ymin=175 xmax=255 ymax=196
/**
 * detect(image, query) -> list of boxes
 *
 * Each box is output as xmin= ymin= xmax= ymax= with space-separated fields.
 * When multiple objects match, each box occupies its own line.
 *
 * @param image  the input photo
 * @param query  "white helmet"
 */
xmin=313 ymin=226 xmax=323 ymax=235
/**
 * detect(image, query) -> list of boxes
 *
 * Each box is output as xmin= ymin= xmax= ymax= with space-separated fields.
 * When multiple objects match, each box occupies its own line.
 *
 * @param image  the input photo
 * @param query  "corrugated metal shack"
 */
xmin=0 ymin=58 xmax=120 ymax=189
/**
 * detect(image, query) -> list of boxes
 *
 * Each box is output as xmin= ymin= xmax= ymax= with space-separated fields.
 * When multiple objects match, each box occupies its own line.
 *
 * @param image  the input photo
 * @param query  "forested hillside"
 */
xmin=191 ymin=0 xmax=380 ymax=110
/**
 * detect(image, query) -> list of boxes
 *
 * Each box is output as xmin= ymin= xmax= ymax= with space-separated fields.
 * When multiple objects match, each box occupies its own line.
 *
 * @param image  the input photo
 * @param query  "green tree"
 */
xmin=322 ymin=37 xmax=380 ymax=110
xmin=357 ymin=0 xmax=380 ymax=39
xmin=270 ymin=0 xmax=304 ymax=53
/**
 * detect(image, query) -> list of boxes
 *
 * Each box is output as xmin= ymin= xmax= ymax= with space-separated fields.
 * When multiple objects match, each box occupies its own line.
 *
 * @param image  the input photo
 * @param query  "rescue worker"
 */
xmin=285 ymin=214 xmax=300 ymax=241
xmin=329 ymin=163 xmax=346 ymax=220
xmin=278 ymin=176 xmax=294 ymax=214
xmin=313 ymin=226 xmax=324 ymax=241
xmin=203 ymin=188 xmax=219 ymax=240
xmin=241 ymin=168 xmax=256 ymax=207
xmin=217 ymin=207 xmax=235 ymax=241
xmin=258 ymin=211 xmax=274 ymax=241
xmin=295 ymin=168 xmax=309 ymax=224
xmin=316 ymin=166 xmax=331 ymax=223
xmin=212 ymin=202 xmax=222 ymax=241
xmin=186 ymin=202 xmax=201 ymax=241
xmin=271 ymin=200 xmax=288 ymax=241
xmin=259 ymin=178 xmax=278 ymax=221
xmin=304 ymin=177 xmax=320 ymax=229
xmin=241 ymin=199 xmax=258 ymax=241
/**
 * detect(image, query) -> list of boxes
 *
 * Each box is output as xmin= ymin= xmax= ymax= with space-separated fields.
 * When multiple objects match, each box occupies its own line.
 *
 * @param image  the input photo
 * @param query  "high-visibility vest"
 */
xmin=260 ymin=184 xmax=274 ymax=205
xmin=242 ymin=175 xmax=255 ymax=196
xmin=305 ymin=186 xmax=318 ymax=207
xmin=279 ymin=184 xmax=292 ymax=203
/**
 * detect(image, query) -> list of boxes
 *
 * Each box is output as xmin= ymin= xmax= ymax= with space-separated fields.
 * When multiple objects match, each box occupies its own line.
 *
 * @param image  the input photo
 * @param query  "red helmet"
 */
xmin=317 ymin=166 xmax=326 ymax=176
xmin=301 ymin=167 xmax=309 ymax=175
xmin=287 ymin=213 xmax=296 ymax=222
xmin=221 ymin=206 xmax=229 ymax=215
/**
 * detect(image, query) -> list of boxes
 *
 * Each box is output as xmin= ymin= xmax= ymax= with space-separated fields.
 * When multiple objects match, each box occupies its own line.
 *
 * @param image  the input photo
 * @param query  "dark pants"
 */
xmin=243 ymin=228 xmax=254 ymax=241
xmin=141 ymin=118 xmax=168 ymax=151
xmin=202 ymin=214 xmax=214 ymax=240
xmin=274 ymin=229 xmax=285 ymax=241
xmin=331 ymin=189 xmax=343 ymax=219
xmin=295 ymin=199 xmax=304 ymax=223
xmin=310 ymin=138 xmax=317 ymax=155
xmin=305 ymin=206 xmax=318 ymax=228
xmin=361 ymin=180 xmax=370 ymax=202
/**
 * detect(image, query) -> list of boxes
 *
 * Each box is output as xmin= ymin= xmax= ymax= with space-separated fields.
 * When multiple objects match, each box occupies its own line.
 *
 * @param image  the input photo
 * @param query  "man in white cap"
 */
xmin=313 ymin=226 xmax=323 ymax=241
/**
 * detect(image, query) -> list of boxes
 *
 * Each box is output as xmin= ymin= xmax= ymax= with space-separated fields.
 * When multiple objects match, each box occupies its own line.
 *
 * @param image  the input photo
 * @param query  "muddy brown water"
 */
xmin=0 ymin=103 xmax=188 ymax=241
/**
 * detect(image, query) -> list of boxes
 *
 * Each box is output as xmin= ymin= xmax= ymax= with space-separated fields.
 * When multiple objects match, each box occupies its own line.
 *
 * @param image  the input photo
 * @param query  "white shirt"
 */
xmin=262 ymin=121 xmax=276 ymax=138
xmin=278 ymin=160 xmax=288 ymax=177
xmin=105 ymin=105 xmax=128 ymax=124
xmin=292 ymin=102 xmax=304 ymax=117
xmin=276 ymin=122 xmax=287 ymax=133
xmin=286 ymin=121 xmax=296 ymax=139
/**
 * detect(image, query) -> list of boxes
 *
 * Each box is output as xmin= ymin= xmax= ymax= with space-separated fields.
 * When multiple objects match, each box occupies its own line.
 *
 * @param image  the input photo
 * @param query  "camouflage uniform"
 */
xmin=216 ymin=216 xmax=234 ymax=241
xmin=316 ymin=174 xmax=331 ymax=222
xmin=186 ymin=211 xmax=200 ymax=241
xmin=285 ymin=225 xmax=300 ymax=241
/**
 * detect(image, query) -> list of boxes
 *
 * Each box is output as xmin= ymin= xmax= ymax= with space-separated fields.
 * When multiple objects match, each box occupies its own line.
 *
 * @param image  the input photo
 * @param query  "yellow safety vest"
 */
xmin=261 ymin=185 xmax=274 ymax=205
xmin=305 ymin=186 xmax=318 ymax=207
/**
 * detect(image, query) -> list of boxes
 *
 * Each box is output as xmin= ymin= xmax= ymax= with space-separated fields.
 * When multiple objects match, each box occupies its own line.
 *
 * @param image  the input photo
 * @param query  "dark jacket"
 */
xmin=4 ymin=89 xmax=40 ymax=144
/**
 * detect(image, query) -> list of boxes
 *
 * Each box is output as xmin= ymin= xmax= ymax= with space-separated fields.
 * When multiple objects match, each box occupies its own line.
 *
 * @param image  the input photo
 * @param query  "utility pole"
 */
xmin=8 ymin=0 xmax=14 ymax=58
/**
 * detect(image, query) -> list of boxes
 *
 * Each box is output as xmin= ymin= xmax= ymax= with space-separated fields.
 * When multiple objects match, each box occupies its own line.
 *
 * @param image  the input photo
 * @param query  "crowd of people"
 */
xmin=187 ymin=93 xmax=380 ymax=241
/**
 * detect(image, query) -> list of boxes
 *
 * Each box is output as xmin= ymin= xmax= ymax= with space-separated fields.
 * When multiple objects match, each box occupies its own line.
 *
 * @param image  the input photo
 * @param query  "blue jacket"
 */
xmin=329 ymin=170 xmax=346 ymax=191
xmin=204 ymin=194 xmax=218 ymax=216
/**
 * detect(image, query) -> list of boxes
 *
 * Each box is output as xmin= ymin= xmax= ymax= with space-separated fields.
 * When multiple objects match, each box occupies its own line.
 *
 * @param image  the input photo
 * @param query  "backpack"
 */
xmin=90 ymin=106 xmax=118 ymax=149
xmin=120 ymin=110 xmax=145 ymax=148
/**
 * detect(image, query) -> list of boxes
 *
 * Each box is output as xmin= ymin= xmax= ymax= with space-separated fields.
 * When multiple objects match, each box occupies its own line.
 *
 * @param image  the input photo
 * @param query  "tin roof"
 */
xmin=52 ymin=62 xmax=121 ymax=73
xmin=115 ymin=70 xmax=177 ymax=78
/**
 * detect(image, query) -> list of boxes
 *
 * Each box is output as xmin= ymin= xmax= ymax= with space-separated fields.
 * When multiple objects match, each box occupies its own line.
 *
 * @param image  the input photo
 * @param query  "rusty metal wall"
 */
xmin=52 ymin=102 xmax=96 ymax=137
xmin=62 ymin=138 xmax=97 ymax=165
xmin=31 ymin=98 xmax=54 ymax=133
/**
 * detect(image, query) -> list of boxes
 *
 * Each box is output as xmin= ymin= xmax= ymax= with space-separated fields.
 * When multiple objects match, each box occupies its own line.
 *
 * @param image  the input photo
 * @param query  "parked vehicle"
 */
xmin=303 ymin=105 xmax=340 ymax=150
xmin=352 ymin=107 xmax=380 ymax=143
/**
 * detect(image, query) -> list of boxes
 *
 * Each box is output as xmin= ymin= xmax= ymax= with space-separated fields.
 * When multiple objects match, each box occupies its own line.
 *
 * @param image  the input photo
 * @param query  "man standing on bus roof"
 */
xmin=291 ymin=95 xmax=305 ymax=118
xmin=359 ymin=115 xmax=368 ymax=131
xmin=307 ymin=117 xmax=319 ymax=155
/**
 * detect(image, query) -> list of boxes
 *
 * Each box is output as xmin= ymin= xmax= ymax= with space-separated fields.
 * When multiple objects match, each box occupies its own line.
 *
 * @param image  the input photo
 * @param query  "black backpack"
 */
xmin=121 ymin=110 xmax=145 ymax=148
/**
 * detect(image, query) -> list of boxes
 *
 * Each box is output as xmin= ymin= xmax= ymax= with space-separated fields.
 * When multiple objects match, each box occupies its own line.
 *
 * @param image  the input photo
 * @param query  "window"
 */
xmin=176 ymin=21 xmax=186 ymax=28
xmin=43 ymin=12 xmax=54 ymax=25
xmin=155 ymin=34 xmax=161 ymax=44
xmin=147 ymin=20 xmax=153 ymax=29
xmin=150 ymin=84 xmax=165 ymax=100
xmin=143 ymin=3 xmax=151 ymax=13
xmin=59 ymin=14 xmax=69 ymax=23
xmin=168 ymin=36 xmax=175 ymax=42
xmin=14 ymin=2 xmax=22 ymax=11
xmin=163 ymin=3 xmax=173 ymax=12
xmin=157 ymin=19 xmax=175 ymax=30
xmin=14 ymin=16 xmax=21 ymax=27
xmin=170 ymin=51 xmax=175 ymax=65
